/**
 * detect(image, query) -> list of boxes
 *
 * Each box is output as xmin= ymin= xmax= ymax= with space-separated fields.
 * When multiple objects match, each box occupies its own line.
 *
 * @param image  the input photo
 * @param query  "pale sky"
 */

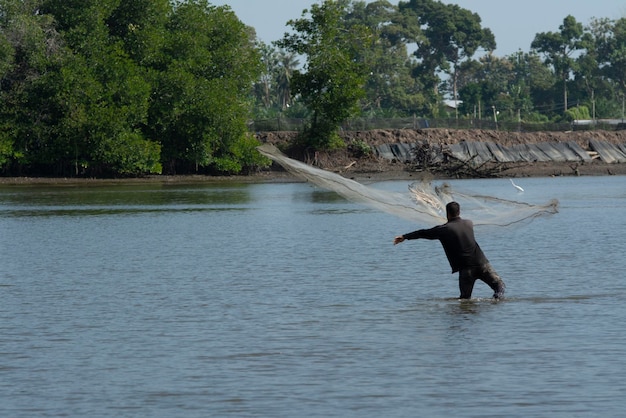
xmin=209 ymin=0 xmax=625 ymax=57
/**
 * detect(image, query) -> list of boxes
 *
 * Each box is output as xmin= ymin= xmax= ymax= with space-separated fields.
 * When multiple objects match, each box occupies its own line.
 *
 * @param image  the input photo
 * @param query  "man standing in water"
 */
xmin=394 ymin=201 xmax=505 ymax=299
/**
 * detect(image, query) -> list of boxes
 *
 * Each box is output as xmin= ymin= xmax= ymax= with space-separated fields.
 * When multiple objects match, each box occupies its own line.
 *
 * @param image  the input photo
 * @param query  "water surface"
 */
xmin=1 ymin=176 xmax=625 ymax=417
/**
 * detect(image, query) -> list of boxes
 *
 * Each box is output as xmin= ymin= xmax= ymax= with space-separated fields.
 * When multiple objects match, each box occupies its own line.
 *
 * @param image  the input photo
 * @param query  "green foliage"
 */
xmin=597 ymin=17 xmax=626 ymax=95
xmin=349 ymin=139 xmax=373 ymax=157
xmin=277 ymin=0 xmax=373 ymax=150
xmin=564 ymin=105 xmax=591 ymax=121
xmin=0 ymin=0 xmax=263 ymax=176
xmin=297 ymin=120 xmax=345 ymax=150
xmin=148 ymin=0 xmax=262 ymax=174
xmin=95 ymin=131 xmax=162 ymax=175
xmin=0 ymin=103 xmax=20 ymax=166
xmin=213 ymin=133 xmax=270 ymax=174
xmin=351 ymin=1 xmax=428 ymax=115
xmin=399 ymin=0 xmax=495 ymax=102
xmin=531 ymin=15 xmax=587 ymax=114
xmin=106 ymin=0 xmax=170 ymax=65
xmin=523 ymin=112 xmax=550 ymax=123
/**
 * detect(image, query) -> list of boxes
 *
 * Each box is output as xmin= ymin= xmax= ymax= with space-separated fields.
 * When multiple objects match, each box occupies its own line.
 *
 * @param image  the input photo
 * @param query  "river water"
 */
xmin=1 ymin=175 xmax=625 ymax=417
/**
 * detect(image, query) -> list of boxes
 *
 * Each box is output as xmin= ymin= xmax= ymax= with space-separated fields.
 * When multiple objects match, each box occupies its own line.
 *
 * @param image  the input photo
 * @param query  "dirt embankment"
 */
xmin=2 ymin=128 xmax=625 ymax=185
xmin=258 ymin=128 xmax=626 ymax=148
xmin=256 ymin=128 xmax=626 ymax=180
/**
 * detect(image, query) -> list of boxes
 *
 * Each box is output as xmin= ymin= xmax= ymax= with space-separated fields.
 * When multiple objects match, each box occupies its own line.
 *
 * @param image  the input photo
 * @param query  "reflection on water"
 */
xmin=0 ymin=183 xmax=254 ymax=218
xmin=1 ymin=176 xmax=626 ymax=417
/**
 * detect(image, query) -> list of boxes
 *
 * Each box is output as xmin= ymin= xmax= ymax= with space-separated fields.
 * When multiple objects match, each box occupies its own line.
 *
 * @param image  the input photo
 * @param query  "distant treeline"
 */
xmin=254 ymin=1 xmax=626 ymax=146
xmin=1 ymin=0 xmax=625 ymax=177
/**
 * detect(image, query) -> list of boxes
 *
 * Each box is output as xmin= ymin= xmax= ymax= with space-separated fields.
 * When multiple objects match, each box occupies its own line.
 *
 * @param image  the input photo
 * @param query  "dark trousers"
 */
xmin=458 ymin=263 xmax=505 ymax=299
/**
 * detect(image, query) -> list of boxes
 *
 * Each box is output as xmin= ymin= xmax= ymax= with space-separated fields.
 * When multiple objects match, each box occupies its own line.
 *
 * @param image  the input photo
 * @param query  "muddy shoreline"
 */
xmin=1 ymin=161 xmax=624 ymax=186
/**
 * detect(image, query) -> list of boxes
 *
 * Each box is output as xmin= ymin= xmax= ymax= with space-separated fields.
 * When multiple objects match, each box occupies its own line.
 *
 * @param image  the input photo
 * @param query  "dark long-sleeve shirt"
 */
xmin=403 ymin=217 xmax=488 ymax=273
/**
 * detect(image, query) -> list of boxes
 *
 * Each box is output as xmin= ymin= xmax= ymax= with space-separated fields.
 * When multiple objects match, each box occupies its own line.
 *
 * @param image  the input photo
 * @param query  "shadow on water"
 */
xmin=0 ymin=183 xmax=256 ymax=218
xmin=401 ymin=296 xmax=502 ymax=317
xmin=443 ymin=297 xmax=502 ymax=316
xmin=409 ymin=292 xmax=618 ymax=313
xmin=437 ymin=293 xmax=617 ymax=304
xmin=499 ymin=293 xmax=623 ymax=305
xmin=0 ymin=206 xmax=250 ymax=218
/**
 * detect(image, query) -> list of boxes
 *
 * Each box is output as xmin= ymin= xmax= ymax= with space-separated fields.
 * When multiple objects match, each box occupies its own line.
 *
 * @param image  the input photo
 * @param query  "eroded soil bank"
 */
xmin=2 ymin=128 xmax=626 ymax=185
xmin=257 ymin=128 xmax=626 ymax=180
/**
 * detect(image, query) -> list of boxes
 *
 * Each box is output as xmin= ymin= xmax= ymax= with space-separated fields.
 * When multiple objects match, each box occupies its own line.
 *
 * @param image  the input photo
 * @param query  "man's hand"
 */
xmin=393 ymin=236 xmax=405 ymax=245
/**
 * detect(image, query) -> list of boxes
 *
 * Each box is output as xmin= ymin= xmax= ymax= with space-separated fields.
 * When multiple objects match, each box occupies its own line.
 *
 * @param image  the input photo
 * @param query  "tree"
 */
xmin=596 ymin=17 xmax=626 ymax=116
xmin=106 ymin=0 xmax=170 ymax=66
xmin=254 ymin=42 xmax=278 ymax=110
xmin=0 ymin=29 xmax=14 ymax=167
xmin=347 ymin=0 xmax=428 ymax=116
xmin=252 ymin=43 xmax=299 ymax=115
xmin=0 ymin=0 xmax=72 ymax=173
xmin=399 ymin=0 xmax=495 ymax=104
xmin=36 ymin=0 xmax=163 ymax=175
xmin=531 ymin=15 xmax=588 ymax=113
xmin=276 ymin=0 xmax=373 ymax=149
xmin=147 ymin=0 xmax=263 ymax=174
xmin=456 ymin=56 xmax=501 ymax=117
xmin=276 ymin=50 xmax=299 ymax=110
xmin=0 ymin=0 xmax=268 ymax=176
xmin=507 ymin=52 xmax=555 ymax=121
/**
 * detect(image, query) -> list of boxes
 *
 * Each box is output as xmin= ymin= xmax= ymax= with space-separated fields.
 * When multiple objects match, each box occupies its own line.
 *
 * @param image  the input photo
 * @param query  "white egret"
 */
xmin=510 ymin=179 xmax=524 ymax=192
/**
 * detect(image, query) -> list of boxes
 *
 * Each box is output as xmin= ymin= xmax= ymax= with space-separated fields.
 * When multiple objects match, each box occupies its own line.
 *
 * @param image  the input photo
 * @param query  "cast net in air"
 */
xmin=257 ymin=144 xmax=559 ymax=228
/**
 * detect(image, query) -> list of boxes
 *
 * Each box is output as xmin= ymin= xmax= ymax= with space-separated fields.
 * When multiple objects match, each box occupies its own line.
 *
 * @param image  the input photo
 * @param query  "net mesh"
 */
xmin=258 ymin=144 xmax=559 ymax=227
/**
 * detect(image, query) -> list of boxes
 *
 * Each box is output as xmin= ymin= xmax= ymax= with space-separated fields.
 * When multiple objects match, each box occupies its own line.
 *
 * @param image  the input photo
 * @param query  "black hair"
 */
xmin=446 ymin=201 xmax=460 ymax=218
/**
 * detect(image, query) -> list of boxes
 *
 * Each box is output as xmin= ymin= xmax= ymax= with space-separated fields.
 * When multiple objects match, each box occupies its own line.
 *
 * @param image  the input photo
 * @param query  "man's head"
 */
xmin=446 ymin=201 xmax=460 ymax=221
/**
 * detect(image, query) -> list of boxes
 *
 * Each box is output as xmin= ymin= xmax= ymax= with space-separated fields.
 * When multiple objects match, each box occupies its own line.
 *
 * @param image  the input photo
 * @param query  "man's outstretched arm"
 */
xmin=394 ymin=225 xmax=443 ymax=245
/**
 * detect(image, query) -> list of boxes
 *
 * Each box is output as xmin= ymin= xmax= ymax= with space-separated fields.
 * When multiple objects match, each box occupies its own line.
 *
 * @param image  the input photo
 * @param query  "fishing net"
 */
xmin=257 ymin=144 xmax=559 ymax=227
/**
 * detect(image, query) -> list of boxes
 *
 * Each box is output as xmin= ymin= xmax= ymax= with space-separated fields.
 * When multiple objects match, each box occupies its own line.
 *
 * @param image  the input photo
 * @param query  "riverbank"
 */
xmin=256 ymin=127 xmax=626 ymax=180
xmin=2 ymin=160 xmax=625 ymax=186
xmin=2 ymin=128 xmax=626 ymax=185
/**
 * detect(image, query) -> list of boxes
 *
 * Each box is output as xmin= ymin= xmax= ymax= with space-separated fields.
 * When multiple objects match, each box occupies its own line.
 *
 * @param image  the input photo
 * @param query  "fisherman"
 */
xmin=394 ymin=201 xmax=505 ymax=299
